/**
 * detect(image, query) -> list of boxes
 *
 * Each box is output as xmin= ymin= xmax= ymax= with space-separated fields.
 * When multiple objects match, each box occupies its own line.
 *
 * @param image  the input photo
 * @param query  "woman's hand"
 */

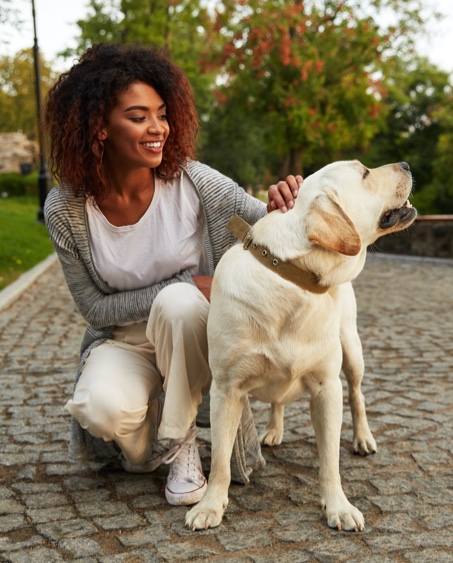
xmin=267 ymin=174 xmax=303 ymax=213
xmin=192 ymin=276 xmax=213 ymax=302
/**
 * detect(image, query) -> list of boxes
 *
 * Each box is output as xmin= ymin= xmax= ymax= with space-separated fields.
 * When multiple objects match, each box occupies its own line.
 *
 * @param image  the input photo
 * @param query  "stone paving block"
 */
xmin=131 ymin=494 xmax=167 ymax=509
xmin=21 ymin=492 xmax=68 ymax=509
xmin=251 ymin=551 xmax=313 ymax=563
xmin=420 ymin=510 xmax=453 ymax=530
xmin=273 ymin=526 xmax=326 ymax=544
xmin=369 ymin=477 xmax=413 ymax=494
xmin=2 ymin=546 xmax=64 ymax=562
xmin=15 ymin=465 xmax=36 ymax=481
xmin=373 ymin=512 xmax=417 ymax=533
xmin=103 ymin=550 xmax=163 ymax=562
xmin=0 ymin=514 xmax=27 ymax=533
xmin=305 ymin=537 xmax=369 ymax=561
xmin=364 ymin=533 xmax=416 ymax=551
xmin=76 ymin=500 xmax=132 ymax=518
xmin=0 ymin=534 xmax=45 ymax=553
xmin=36 ymin=518 xmax=98 ymax=542
xmin=155 ymin=540 xmax=219 ymax=561
xmin=45 ymin=463 xmax=89 ymax=476
xmin=26 ymin=506 xmax=76 ymax=524
xmin=116 ymin=525 xmax=170 ymax=547
xmin=0 ymin=499 xmax=24 ymax=515
xmin=57 ymin=537 xmax=102 ymax=557
xmin=405 ymin=548 xmax=453 ymax=562
xmin=216 ymin=530 xmax=273 ymax=551
xmin=93 ymin=513 xmax=147 ymax=531
xmin=410 ymin=530 xmax=453 ymax=548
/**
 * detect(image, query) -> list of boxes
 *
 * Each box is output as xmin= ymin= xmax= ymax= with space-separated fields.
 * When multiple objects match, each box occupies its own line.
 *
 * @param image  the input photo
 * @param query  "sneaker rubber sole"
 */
xmin=165 ymin=478 xmax=207 ymax=506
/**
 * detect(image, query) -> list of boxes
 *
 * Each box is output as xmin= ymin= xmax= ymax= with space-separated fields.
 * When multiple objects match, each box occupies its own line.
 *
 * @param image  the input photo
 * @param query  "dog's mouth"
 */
xmin=379 ymin=200 xmax=417 ymax=230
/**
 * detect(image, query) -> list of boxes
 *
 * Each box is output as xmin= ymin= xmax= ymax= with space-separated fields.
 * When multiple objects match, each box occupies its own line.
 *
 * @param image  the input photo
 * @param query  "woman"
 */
xmin=44 ymin=43 xmax=301 ymax=506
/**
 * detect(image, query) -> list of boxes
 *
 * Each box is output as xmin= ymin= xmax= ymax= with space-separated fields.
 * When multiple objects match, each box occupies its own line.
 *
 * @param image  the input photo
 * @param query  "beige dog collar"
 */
xmin=227 ymin=215 xmax=330 ymax=295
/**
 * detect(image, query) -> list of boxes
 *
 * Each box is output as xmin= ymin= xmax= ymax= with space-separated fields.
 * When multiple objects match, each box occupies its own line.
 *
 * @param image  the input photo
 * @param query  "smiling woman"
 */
xmin=41 ymin=42 xmax=301 ymax=511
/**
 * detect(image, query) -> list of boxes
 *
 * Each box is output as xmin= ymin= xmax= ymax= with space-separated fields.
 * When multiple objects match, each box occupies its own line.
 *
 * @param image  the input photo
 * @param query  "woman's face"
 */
xmin=99 ymin=81 xmax=170 ymax=172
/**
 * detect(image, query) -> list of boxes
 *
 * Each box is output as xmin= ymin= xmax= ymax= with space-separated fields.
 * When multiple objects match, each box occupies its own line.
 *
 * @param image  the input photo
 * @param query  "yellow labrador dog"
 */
xmin=186 ymin=160 xmax=416 ymax=532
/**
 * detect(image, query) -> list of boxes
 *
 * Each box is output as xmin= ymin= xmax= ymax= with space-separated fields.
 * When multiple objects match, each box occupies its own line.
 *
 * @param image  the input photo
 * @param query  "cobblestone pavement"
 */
xmin=0 ymin=253 xmax=452 ymax=562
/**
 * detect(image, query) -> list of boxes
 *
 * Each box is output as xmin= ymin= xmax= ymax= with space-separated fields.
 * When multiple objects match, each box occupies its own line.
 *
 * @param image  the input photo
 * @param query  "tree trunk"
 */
xmin=290 ymin=147 xmax=304 ymax=177
xmin=280 ymin=147 xmax=304 ymax=178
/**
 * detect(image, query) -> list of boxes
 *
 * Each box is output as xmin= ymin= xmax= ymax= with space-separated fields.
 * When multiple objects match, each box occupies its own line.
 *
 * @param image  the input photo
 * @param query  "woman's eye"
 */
xmin=130 ymin=116 xmax=146 ymax=122
xmin=158 ymin=114 xmax=168 ymax=121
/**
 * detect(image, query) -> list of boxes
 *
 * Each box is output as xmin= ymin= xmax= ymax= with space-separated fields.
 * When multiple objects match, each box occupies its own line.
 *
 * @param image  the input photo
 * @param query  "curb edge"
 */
xmin=0 ymin=253 xmax=58 ymax=312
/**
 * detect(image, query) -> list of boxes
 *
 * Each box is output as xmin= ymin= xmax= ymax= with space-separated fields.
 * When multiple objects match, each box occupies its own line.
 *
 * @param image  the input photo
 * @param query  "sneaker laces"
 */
xmin=163 ymin=427 xmax=205 ymax=487
xmin=161 ymin=426 xmax=198 ymax=465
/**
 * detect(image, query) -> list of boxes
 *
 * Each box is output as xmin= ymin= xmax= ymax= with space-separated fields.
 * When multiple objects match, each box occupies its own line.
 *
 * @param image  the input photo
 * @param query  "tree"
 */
xmin=361 ymin=56 xmax=453 ymax=213
xmin=0 ymin=49 xmax=56 ymax=139
xmin=202 ymin=0 xmax=435 ymax=180
xmin=62 ymin=0 xmax=216 ymax=120
xmin=428 ymin=93 xmax=453 ymax=213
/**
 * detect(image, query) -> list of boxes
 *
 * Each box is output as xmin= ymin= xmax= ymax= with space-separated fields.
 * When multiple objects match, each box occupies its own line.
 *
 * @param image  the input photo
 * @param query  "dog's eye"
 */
xmin=363 ymin=169 xmax=370 ymax=179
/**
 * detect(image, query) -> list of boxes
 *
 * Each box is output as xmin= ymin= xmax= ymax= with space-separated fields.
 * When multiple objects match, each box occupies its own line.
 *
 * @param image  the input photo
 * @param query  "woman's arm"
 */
xmin=57 ymin=249 xmax=195 ymax=329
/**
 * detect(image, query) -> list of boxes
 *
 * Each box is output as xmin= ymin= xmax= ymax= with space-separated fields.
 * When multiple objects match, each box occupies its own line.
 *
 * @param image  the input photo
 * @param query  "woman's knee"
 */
xmin=148 ymin=283 xmax=209 ymax=335
xmin=66 ymin=382 xmax=147 ymax=440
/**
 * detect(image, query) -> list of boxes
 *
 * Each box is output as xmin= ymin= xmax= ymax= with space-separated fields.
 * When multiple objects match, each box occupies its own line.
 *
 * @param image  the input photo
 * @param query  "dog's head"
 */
xmin=302 ymin=160 xmax=417 ymax=256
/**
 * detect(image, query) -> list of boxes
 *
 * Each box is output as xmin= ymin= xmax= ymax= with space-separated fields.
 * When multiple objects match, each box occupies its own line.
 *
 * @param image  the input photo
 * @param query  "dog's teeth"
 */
xmin=405 ymin=200 xmax=412 ymax=208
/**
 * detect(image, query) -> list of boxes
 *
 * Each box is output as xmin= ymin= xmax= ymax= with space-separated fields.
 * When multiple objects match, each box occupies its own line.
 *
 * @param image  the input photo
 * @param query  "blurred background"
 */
xmin=0 ymin=0 xmax=452 ymax=287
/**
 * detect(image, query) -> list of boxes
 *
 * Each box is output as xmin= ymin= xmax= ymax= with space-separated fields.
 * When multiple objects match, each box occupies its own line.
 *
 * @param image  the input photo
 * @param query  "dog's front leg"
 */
xmin=185 ymin=380 xmax=244 ymax=530
xmin=310 ymin=376 xmax=364 ymax=531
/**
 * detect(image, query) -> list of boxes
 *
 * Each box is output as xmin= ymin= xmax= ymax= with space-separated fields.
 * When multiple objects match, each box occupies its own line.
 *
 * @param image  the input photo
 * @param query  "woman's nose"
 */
xmin=147 ymin=117 xmax=163 ymax=133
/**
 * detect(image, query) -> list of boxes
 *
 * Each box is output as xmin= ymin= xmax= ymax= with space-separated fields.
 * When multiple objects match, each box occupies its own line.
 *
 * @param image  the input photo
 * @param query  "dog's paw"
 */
xmin=353 ymin=431 xmax=377 ymax=456
xmin=185 ymin=504 xmax=224 ymax=531
xmin=325 ymin=501 xmax=364 ymax=532
xmin=260 ymin=428 xmax=283 ymax=447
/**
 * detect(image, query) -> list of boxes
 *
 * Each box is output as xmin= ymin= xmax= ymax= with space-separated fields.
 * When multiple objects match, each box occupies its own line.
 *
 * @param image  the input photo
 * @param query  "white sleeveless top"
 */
xmin=86 ymin=171 xmax=208 ymax=292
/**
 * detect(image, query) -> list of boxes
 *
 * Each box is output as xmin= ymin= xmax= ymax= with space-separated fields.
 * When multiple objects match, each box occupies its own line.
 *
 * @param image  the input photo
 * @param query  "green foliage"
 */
xmin=356 ymin=57 xmax=453 ymax=214
xmin=0 ymin=172 xmax=39 ymax=197
xmin=0 ymin=49 xmax=57 ymax=139
xmin=200 ymin=0 xmax=432 ymax=179
xmin=62 ymin=0 xmax=217 ymax=119
xmin=0 ymin=196 xmax=54 ymax=290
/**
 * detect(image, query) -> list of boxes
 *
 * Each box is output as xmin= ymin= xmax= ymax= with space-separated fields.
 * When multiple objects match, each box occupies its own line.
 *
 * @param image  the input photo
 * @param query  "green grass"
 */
xmin=0 ymin=196 xmax=54 ymax=290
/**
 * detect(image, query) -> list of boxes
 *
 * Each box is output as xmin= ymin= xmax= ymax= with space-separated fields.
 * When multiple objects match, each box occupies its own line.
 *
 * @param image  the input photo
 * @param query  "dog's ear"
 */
xmin=305 ymin=193 xmax=361 ymax=256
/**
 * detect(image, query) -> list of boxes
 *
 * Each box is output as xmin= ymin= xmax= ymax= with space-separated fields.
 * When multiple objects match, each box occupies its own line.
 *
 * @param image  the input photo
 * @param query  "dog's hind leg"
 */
xmin=185 ymin=379 xmax=244 ymax=530
xmin=341 ymin=324 xmax=377 ymax=456
xmin=260 ymin=403 xmax=285 ymax=446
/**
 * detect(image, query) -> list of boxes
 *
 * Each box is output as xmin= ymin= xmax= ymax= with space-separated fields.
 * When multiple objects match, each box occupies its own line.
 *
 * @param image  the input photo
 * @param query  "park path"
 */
xmin=0 ymin=253 xmax=452 ymax=562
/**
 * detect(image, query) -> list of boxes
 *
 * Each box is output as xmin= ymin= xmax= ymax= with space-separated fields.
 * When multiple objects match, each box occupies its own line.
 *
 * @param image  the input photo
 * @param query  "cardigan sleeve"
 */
xmin=56 ymin=250 xmax=194 ymax=328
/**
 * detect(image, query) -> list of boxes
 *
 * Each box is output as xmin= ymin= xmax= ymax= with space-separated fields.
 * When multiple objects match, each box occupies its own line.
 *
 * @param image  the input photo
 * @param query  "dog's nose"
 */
xmin=400 ymin=162 xmax=410 ymax=171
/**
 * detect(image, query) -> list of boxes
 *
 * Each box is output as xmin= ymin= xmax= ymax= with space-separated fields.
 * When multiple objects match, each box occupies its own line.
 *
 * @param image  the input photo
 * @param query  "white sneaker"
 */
xmin=163 ymin=427 xmax=207 ymax=506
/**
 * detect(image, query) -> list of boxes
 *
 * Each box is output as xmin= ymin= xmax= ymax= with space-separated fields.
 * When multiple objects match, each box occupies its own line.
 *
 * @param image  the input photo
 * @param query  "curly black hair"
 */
xmin=44 ymin=43 xmax=199 ymax=199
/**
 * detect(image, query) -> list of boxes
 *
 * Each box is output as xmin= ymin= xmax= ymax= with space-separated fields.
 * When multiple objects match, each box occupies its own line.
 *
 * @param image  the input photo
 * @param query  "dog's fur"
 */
xmin=186 ymin=160 xmax=416 ymax=532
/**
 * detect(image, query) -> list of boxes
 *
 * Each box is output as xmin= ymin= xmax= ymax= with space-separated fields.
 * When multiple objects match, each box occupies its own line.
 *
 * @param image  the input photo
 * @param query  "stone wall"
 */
xmin=0 ymin=132 xmax=38 ymax=173
xmin=374 ymin=216 xmax=453 ymax=259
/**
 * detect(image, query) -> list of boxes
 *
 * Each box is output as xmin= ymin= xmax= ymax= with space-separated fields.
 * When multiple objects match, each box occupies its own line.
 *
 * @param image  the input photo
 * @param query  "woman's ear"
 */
xmin=98 ymin=130 xmax=107 ymax=141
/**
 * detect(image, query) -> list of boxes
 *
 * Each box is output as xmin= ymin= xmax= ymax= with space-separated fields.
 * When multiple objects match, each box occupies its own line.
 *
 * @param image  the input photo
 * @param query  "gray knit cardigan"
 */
xmin=44 ymin=160 xmax=266 ymax=483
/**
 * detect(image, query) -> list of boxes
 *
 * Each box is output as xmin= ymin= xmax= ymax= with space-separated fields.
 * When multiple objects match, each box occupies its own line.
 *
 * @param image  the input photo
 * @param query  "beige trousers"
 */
xmin=65 ymin=283 xmax=212 ymax=464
